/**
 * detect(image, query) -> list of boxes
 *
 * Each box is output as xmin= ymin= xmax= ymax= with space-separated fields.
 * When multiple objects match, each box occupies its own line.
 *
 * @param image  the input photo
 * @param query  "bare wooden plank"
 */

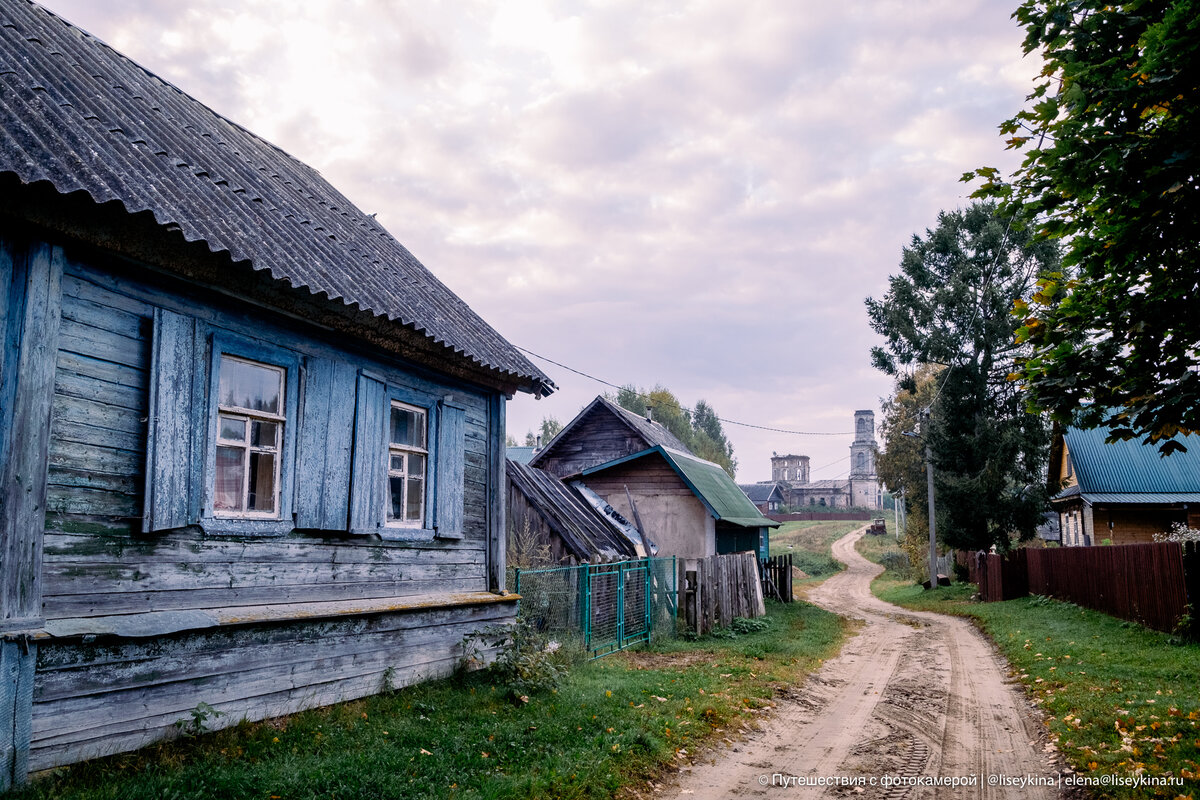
xmin=41 ymin=532 xmax=486 ymax=565
xmin=52 ymin=393 xmax=144 ymax=436
xmin=44 ymin=576 xmax=488 ymax=617
xmin=2 ymin=242 xmax=63 ymax=628
xmin=43 ymin=559 xmax=481 ymax=596
xmin=53 ymin=368 xmax=145 ymax=411
xmin=60 ymin=292 xmax=146 ymax=341
xmin=45 ymin=485 xmax=139 ymax=519
xmin=57 ymin=317 xmax=146 ymax=369
xmin=49 ymin=418 xmax=144 ymax=453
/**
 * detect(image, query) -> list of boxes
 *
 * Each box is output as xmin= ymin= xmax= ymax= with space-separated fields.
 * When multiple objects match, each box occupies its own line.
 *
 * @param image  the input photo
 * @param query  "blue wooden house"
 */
xmin=0 ymin=1 xmax=553 ymax=785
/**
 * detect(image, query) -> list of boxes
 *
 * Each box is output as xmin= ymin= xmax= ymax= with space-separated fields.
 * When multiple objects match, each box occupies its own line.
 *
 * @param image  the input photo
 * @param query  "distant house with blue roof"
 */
xmin=1049 ymin=425 xmax=1200 ymax=546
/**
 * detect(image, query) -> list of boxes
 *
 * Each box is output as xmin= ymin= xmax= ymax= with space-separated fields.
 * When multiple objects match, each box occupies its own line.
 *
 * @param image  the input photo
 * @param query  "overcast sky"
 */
xmin=38 ymin=0 xmax=1040 ymax=484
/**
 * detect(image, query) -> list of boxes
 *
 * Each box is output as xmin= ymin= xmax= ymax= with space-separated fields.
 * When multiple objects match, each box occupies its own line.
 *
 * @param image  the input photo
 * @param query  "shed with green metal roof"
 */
xmin=580 ymin=446 xmax=779 ymax=562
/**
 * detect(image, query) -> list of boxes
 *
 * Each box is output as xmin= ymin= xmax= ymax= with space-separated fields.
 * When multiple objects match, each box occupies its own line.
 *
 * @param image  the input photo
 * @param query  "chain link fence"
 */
xmin=510 ymin=557 xmax=677 ymax=658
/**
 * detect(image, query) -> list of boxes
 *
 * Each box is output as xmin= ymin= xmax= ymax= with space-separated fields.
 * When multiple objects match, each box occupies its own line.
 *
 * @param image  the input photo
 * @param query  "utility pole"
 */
xmin=903 ymin=414 xmax=938 ymax=588
xmin=925 ymin=440 xmax=938 ymax=588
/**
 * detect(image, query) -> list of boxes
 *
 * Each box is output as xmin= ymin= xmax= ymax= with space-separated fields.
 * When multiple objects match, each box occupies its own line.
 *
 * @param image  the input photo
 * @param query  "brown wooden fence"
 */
xmin=768 ymin=512 xmax=872 ymax=522
xmin=970 ymin=541 xmax=1198 ymax=634
xmin=679 ymin=552 xmax=766 ymax=635
xmin=760 ymin=554 xmax=794 ymax=603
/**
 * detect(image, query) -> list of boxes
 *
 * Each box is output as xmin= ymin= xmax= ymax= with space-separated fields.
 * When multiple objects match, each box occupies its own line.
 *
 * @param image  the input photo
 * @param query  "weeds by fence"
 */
xmin=967 ymin=541 xmax=1199 ymax=636
xmin=510 ymin=557 xmax=677 ymax=659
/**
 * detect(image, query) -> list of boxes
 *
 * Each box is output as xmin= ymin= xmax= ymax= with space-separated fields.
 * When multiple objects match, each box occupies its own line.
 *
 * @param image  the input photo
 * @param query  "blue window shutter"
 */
xmin=348 ymin=371 xmax=386 ymax=533
xmin=294 ymin=357 xmax=355 ymax=530
xmin=434 ymin=403 xmax=465 ymax=539
xmin=143 ymin=308 xmax=203 ymax=532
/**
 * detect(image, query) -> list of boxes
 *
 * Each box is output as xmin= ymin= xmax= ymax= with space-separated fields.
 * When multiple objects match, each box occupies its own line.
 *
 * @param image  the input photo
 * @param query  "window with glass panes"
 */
xmin=387 ymin=401 xmax=427 ymax=526
xmin=213 ymin=355 xmax=285 ymax=516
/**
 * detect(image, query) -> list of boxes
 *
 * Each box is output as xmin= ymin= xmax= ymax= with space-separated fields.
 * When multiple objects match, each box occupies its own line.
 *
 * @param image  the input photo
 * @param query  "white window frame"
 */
xmin=385 ymin=399 xmax=429 ymax=528
xmin=212 ymin=355 xmax=286 ymax=520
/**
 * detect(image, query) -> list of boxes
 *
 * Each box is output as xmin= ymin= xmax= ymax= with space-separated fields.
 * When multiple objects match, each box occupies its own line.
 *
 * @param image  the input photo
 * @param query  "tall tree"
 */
xmin=611 ymin=386 xmax=738 ymax=478
xmin=866 ymin=202 xmax=1058 ymax=551
xmin=965 ymin=0 xmax=1200 ymax=453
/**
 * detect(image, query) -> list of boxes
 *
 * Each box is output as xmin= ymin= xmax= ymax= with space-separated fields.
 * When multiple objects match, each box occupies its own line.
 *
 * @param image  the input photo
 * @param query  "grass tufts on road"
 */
xmin=14 ymin=602 xmax=848 ymax=800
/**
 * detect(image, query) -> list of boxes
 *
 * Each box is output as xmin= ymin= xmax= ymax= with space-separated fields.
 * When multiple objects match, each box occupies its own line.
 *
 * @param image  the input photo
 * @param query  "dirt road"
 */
xmin=670 ymin=526 xmax=1064 ymax=799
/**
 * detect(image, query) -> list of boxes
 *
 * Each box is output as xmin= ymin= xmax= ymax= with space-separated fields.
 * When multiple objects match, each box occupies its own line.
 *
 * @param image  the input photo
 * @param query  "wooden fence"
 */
xmin=969 ymin=541 xmax=1199 ymax=635
xmin=760 ymin=553 xmax=794 ymax=602
xmin=679 ymin=552 xmax=766 ymax=635
xmin=768 ymin=512 xmax=872 ymax=522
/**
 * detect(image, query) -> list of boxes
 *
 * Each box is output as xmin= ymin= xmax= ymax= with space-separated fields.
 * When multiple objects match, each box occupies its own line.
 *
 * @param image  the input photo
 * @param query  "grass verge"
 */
xmin=874 ymin=574 xmax=1200 ymax=797
xmin=770 ymin=520 xmax=865 ymax=580
xmin=15 ymin=602 xmax=849 ymax=800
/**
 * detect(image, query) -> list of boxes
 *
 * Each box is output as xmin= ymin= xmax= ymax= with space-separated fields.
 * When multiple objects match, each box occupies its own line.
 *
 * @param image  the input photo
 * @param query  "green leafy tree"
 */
xmin=965 ymin=0 xmax=1200 ymax=453
xmin=866 ymin=202 xmax=1058 ymax=551
xmin=610 ymin=386 xmax=738 ymax=478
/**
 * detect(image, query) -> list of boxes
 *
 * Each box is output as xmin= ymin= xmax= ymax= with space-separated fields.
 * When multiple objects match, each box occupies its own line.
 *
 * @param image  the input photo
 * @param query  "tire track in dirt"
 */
xmin=668 ymin=526 xmax=1063 ymax=799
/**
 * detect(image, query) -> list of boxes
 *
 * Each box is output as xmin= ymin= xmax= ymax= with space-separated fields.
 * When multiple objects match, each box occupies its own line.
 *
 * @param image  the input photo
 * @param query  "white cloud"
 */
xmin=39 ymin=0 xmax=1042 ymax=481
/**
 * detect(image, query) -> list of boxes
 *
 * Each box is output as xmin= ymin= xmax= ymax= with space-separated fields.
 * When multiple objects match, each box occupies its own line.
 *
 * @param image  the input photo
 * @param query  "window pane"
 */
xmin=247 ymin=451 xmax=276 ymax=513
xmin=219 ymin=415 xmax=245 ymax=442
xmin=390 ymin=453 xmax=406 ymax=473
xmin=389 ymin=405 xmax=425 ymax=448
xmin=215 ymin=446 xmax=244 ymax=511
xmin=389 ymin=475 xmax=405 ymax=521
xmin=408 ymin=452 xmax=425 ymax=478
xmin=219 ymin=357 xmax=282 ymax=414
xmin=406 ymin=477 xmax=423 ymax=521
xmin=250 ymin=420 xmax=279 ymax=450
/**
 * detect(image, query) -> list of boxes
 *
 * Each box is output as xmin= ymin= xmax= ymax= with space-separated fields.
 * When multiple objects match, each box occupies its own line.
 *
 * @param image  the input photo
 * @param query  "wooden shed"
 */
xmin=581 ymin=446 xmax=779 ymax=562
xmin=0 ymin=1 xmax=553 ymax=785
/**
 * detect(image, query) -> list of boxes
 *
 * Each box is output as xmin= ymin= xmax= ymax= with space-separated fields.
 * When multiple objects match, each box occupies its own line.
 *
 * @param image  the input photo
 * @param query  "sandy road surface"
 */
xmin=669 ymin=526 xmax=1064 ymax=799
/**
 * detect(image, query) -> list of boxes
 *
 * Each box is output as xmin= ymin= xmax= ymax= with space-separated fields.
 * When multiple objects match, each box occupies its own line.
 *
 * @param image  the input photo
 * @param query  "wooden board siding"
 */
xmin=13 ymin=243 xmax=510 ymax=773
xmin=535 ymin=409 xmax=656 ymax=478
xmin=41 ymin=256 xmax=494 ymax=621
xmin=1096 ymin=506 xmax=1186 ymax=545
xmin=30 ymin=599 xmax=515 ymax=771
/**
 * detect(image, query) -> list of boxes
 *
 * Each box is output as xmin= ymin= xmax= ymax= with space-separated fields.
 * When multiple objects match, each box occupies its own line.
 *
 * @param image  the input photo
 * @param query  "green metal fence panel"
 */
xmin=511 ymin=557 xmax=676 ymax=659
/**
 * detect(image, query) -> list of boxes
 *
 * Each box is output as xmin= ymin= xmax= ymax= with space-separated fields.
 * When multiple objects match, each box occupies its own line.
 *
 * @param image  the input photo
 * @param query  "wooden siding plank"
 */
xmin=2 ymin=241 xmax=63 ymax=628
xmin=43 ymin=576 xmax=488 ymax=618
xmin=43 ymin=559 xmax=479 ymax=596
xmin=41 ymin=532 xmax=485 ymax=565
xmin=56 ymin=318 xmax=145 ymax=370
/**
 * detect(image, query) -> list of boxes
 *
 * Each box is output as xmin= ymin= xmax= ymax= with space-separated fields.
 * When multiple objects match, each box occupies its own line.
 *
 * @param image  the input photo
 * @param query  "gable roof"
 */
xmin=531 ymin=396 xmax=690 ymax=469
xmin=0 ymin=1 xmax=552 ymax=396
xmin=1056 ymin=426 xmax=1200 ymax=503
xmin=583 ymin=446 xmax=780 ymax=529
xmin=506 ymin=446 xmax=538 ymax=465
xmin=739 ymin=482 xmax=783 ymax=504
xmin=507 ymin=460 xmax=643 ymax=561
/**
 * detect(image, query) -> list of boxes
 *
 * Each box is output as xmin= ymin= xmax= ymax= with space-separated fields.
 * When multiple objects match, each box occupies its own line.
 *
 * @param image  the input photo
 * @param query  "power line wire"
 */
xmin=516 ymin=345 xmax=854 ymax=437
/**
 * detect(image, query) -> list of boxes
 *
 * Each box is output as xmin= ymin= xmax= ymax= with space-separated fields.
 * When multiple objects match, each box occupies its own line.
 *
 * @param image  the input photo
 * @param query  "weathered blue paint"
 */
xmin=0 ymin=237 xmax=62 ymax=789
xmin=294 ymin=357 xmax=356 ymax=530
xmin=349 ymin=371 xmax=387 ymax=535
xmin=435 ymin=403 xmax=466 ymax=539
xmin=143 ymin=308 xmax=202 ymax=532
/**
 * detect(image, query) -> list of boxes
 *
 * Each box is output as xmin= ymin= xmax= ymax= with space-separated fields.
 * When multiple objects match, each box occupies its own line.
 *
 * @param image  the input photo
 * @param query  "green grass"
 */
xmin=873 ymin=574 xmax=1200 ymax=797
xmin=16 ymin=602 xmax=848 ymax=800
xmin=770 ymin=519 xmax=865 ymax=578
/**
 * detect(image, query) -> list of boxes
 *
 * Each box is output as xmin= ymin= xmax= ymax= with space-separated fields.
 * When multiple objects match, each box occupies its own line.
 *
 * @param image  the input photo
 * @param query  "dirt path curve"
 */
xmin=668 ymin=526 xmax=1064 ymax=799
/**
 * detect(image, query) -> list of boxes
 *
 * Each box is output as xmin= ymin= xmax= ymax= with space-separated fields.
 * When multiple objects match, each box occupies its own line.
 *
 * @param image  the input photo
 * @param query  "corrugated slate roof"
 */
xmin=0 ymin=1 xmax=552 ymax=394
xmin=507 ymin=460 xmax=641 ymax=561
xmin=506 ymin=446 xmax=538 ymax=465
xmin=1063 ymin=426 xmax=1200 ymax=494
xmin=583 ymin=446 xmax=780 ymax=529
